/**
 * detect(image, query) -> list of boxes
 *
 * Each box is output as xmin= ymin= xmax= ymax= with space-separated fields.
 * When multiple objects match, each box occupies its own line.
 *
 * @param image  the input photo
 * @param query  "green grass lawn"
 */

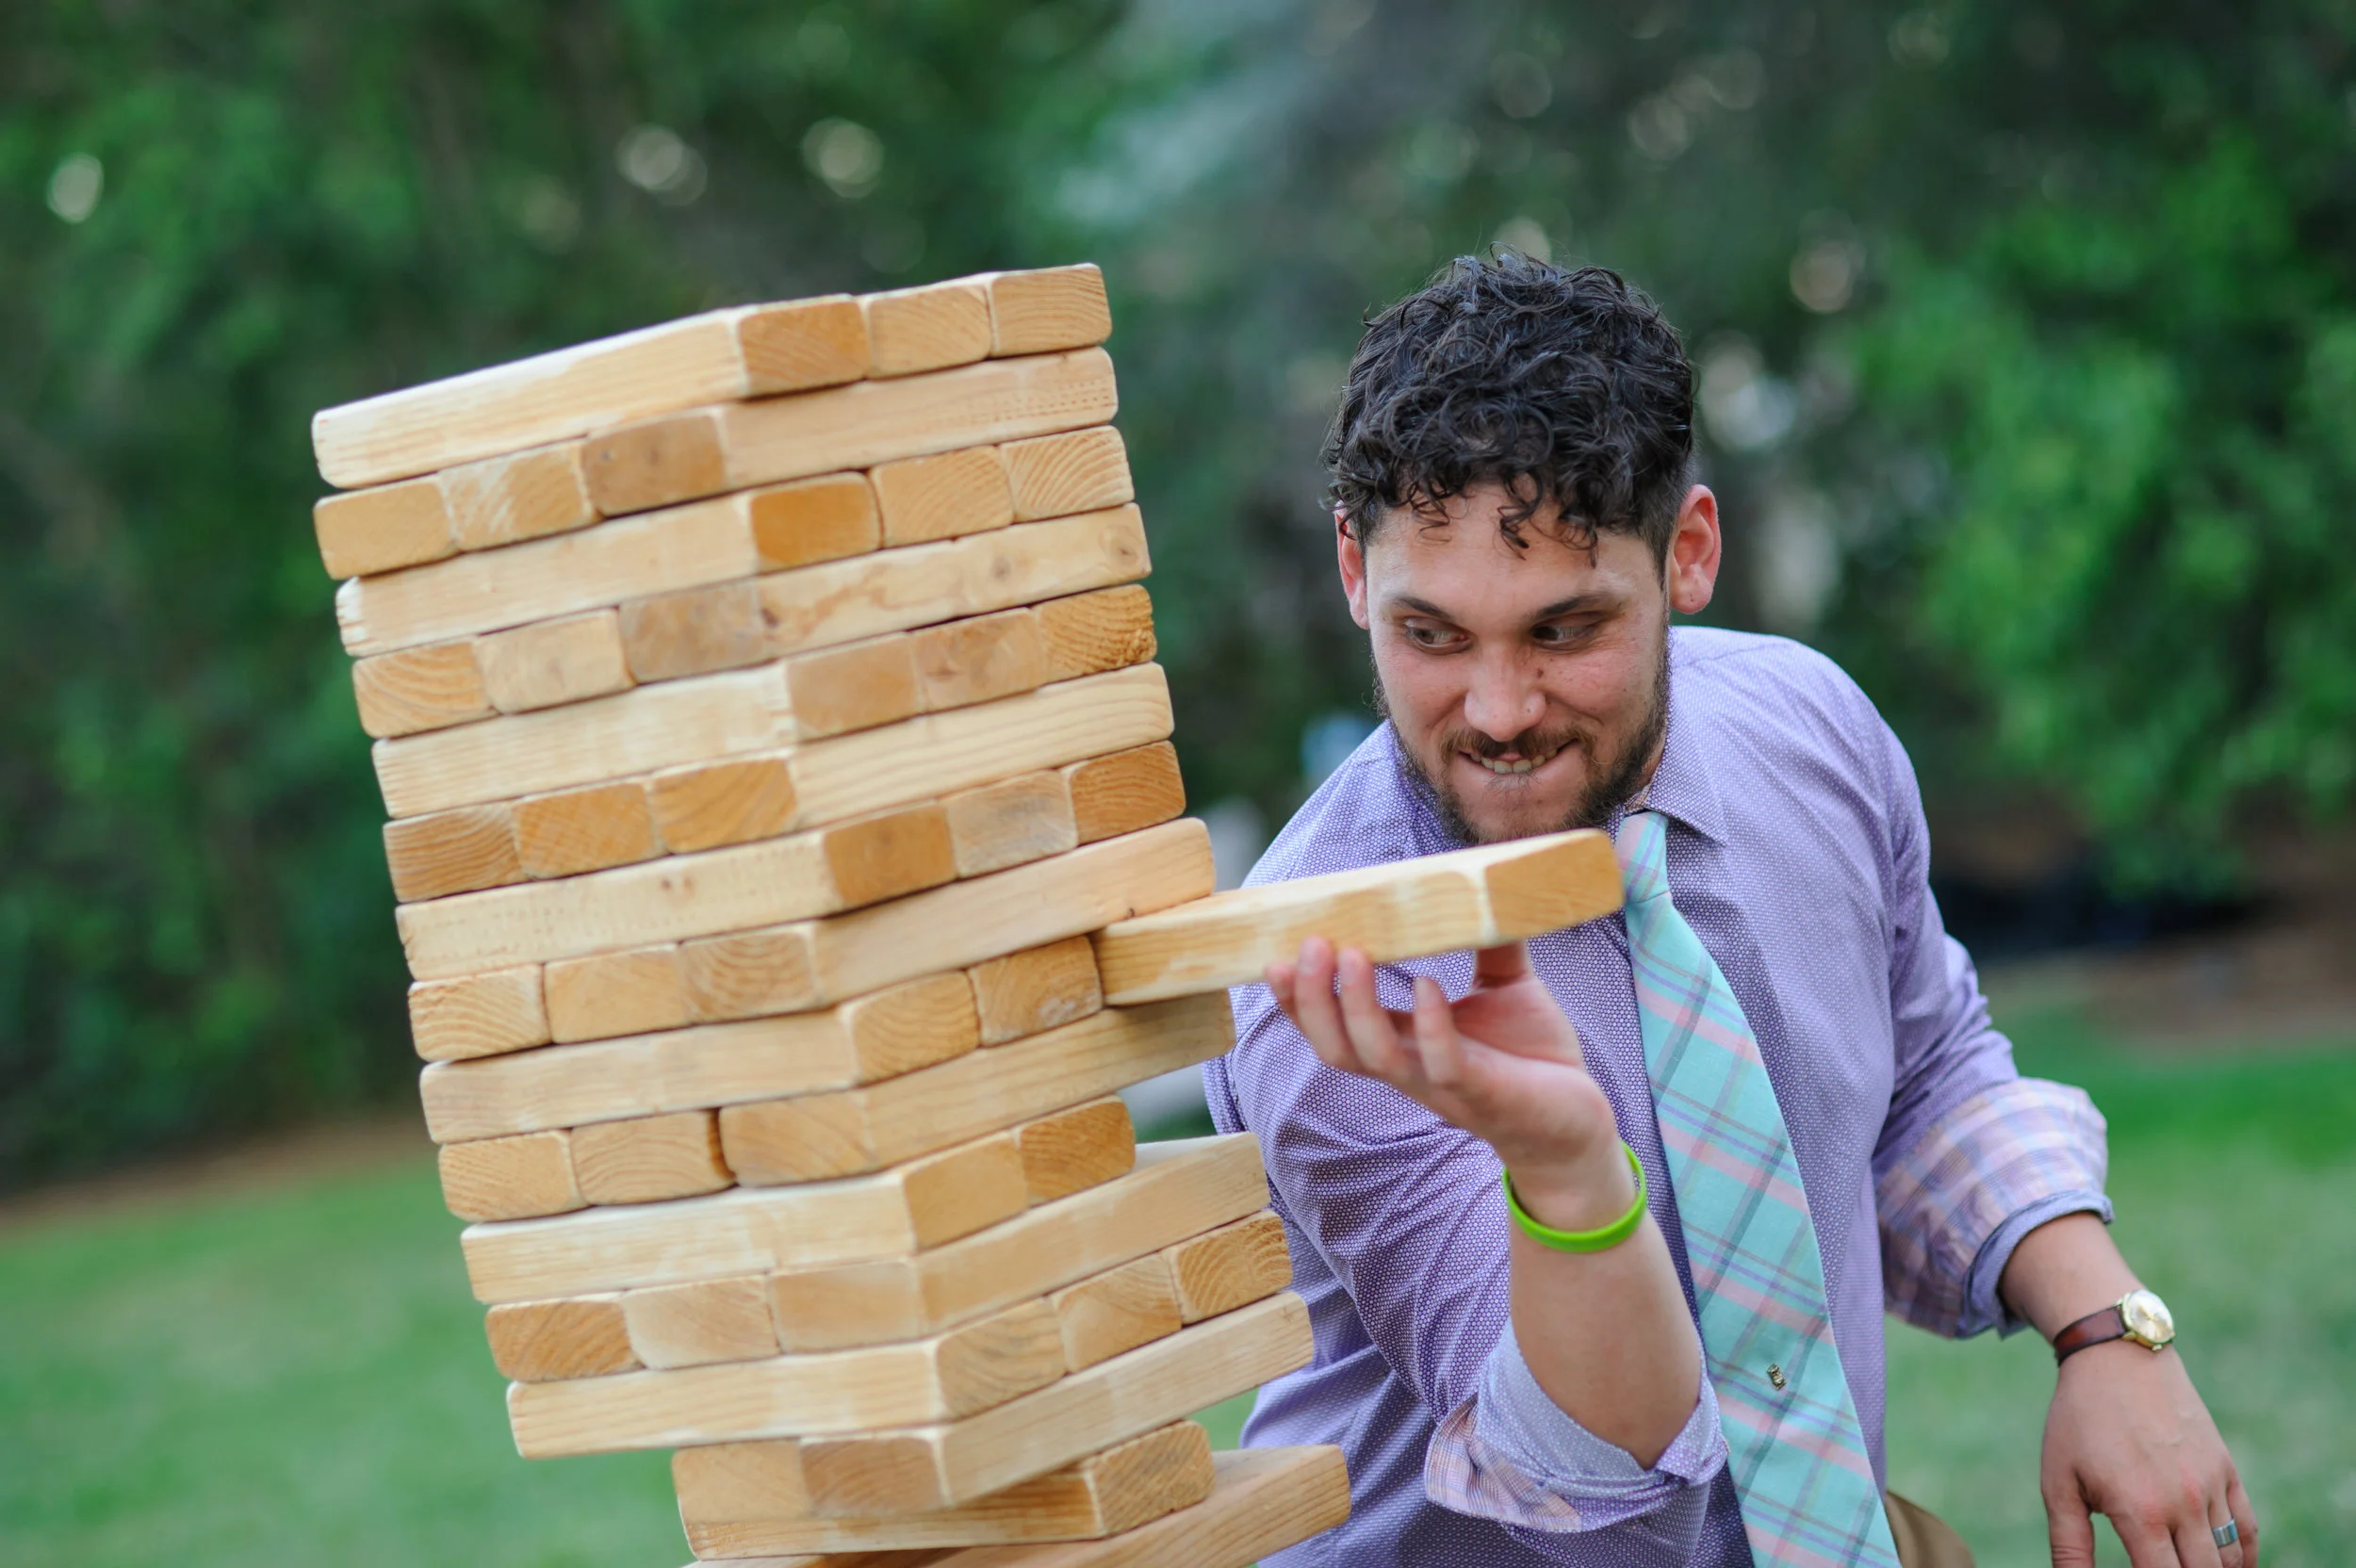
xmin=1 ymin=1014 xmax=2350 ymax=1566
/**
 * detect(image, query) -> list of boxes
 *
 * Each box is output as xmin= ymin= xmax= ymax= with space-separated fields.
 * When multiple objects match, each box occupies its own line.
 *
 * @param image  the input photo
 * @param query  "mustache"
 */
xmin=1432 ymin=723 xmax=1590 ymax=761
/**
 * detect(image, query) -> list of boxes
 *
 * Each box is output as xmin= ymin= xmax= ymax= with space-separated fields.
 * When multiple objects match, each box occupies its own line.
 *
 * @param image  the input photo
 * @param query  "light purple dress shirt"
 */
xmin=1204 ymin=628 xmax=2110 ymax=1565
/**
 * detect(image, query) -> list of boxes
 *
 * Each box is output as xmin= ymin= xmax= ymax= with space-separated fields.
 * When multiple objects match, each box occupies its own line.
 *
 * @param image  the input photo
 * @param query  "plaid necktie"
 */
xmin=1615 ymin=808 xmax=1900 ymax=1568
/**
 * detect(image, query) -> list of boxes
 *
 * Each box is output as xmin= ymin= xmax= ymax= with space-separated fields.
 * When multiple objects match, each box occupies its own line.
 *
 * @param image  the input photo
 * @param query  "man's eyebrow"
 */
xmin=1529 ymin=593 xmax=1618 ymax=619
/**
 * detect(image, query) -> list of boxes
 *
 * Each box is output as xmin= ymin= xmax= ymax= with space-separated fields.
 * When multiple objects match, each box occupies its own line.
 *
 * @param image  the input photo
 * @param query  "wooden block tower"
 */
xmin=310 ymin=263 xmax=1624 ymax=1565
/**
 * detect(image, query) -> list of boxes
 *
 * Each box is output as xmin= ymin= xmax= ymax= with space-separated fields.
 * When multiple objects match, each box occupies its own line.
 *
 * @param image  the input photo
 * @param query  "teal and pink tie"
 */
xmin=1616 ymin=808 xmax=1900 ymax=1568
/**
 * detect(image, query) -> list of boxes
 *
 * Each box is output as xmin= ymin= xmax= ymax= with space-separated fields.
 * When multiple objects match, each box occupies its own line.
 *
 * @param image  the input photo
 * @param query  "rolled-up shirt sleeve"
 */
xmin=1428 ymin=1317 xmax=1726 ymax=1544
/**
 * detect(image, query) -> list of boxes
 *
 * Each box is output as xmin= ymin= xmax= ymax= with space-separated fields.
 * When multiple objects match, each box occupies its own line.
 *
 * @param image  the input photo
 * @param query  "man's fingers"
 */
xmin=2108 ymin=1509 xmax=2186 ymax=1568
xmin=2045 ymin=1484 xmax=2099 ymax=1568
xmin=1284 ymin=938 xmax=1359 ymax=1072
xmin=1471 ymin=940 xmax=1532 ymax=990
xmin=1335 ymin=946 xmax=1411 ymax=1079
xmin=2225 ymin=1476 xmax=2259 ymax=1568
xmin=1409 ymin=974 xmax=1466 ymax=1089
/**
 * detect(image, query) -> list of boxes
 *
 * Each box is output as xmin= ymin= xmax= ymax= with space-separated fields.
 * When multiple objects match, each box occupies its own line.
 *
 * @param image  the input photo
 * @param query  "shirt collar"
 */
xmin=1627 ymin=682 xmax=1728 ymax=847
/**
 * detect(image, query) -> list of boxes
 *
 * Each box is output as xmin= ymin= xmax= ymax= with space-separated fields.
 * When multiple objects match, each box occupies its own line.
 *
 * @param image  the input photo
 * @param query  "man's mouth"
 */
xmin=1463 ymin=741 xmax=1567 ymax=776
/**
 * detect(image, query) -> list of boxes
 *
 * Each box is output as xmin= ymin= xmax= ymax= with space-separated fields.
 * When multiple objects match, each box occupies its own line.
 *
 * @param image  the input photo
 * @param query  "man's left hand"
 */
xmin=2041 ymin=1341 xmax=2256 ymax=1568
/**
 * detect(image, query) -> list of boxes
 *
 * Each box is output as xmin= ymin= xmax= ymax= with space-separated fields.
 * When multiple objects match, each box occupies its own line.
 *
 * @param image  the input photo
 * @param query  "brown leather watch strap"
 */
xmin=2051 ymin=1301 xmax=2128 ymax=1364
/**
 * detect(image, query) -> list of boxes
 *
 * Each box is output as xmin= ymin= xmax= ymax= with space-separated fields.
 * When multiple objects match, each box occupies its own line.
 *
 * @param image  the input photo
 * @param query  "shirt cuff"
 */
xmin=1424 ymin=1317 xmax=1726 ymax=1533
xmin=1963 ymin=1188 xmax=2115 ymax=1336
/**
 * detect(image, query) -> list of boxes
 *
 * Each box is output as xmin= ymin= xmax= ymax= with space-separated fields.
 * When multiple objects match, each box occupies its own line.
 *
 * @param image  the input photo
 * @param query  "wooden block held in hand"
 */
xmin=437 ymin=440 xmax=597 ymax=551
xmin=569 ymin=1110 xmax=731 ymax=1205
xmin=619 ymin=580 xmax=767 ymax=683
xmin=945 ymin=771 xmax=1078 ymax=878
xmin=749 ymin=472 xmax=881 ymax=569
xmin=1051 ymin=1253 xmax=1182 ymax=1372
xmin=622 ymin=1274 xmax=779 ymax=1369
xmin=315 ymin=476 xmax=453 ymax=580
xmin=649 ymin=757 xmax=796 ymax=855
xmin=352 ymin=642 xmax=491 ymax=739
xmin=484 ymin=1295 xmax=639 ymax=1382
xmin=1017 ymin=1097 xmax=1134 ymax=1205
xmin=1004 ymin=426 xmax=1133 ymax=522
xmin=409 ymin=967 xmax=548 ymax=1061
xmin=864 ymin=279 xmax=993 ymax=377
xmin=1165 ymin=1210 xmax=1292 ymax=1323
xmin=384 ymin=805 xmax=522 ymax=903
xmin=871 ymin=446 xmax=1015 ymax=547
xmin=513 ymin=781 xmax=659 ymax=879
xmin=1063 ymin=743 xmax=1186 ymax=845
xmin=912 ymin=608 xmax=1048 ymax=712
xmin=441 ymin=1130 xmax=583 ymax=1221
xmin=1038 ymin=585 xmax=1156 ymax=681
xmin=475 ymin=609 xmax=633 ymax=714
xmin=987 ymin=265 xmax=1113 ymax=356
xmin=545 ymin=946 xmax=689 ymax=1043
xmin=969 ymin=937 xmax=1103 ymax=1046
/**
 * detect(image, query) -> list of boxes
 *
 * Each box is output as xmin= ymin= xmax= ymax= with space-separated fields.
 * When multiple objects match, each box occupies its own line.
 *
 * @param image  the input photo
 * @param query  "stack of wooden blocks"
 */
xmin=311 ymin=265 xmax=1352 ymax=1566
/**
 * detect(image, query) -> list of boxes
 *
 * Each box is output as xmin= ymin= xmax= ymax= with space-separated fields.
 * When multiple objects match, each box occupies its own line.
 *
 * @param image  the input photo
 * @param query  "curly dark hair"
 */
xmin=1324 ymin=253 xmax=1694 ymax=558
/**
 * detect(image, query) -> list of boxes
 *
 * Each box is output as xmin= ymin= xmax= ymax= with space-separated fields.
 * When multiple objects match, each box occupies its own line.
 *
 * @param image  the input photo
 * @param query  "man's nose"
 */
xmin=1462 ymin=656 xmax=1544 ymax=743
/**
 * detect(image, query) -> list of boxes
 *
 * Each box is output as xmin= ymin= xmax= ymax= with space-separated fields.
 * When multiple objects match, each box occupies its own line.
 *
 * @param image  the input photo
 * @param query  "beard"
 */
xmin=1380 ymin=629 xmax=1670 ymax=847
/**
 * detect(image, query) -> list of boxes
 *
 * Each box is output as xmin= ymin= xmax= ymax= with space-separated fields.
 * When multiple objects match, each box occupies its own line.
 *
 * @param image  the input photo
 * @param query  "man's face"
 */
xmin=1338 ymin=482 xmax=1718 ymax=844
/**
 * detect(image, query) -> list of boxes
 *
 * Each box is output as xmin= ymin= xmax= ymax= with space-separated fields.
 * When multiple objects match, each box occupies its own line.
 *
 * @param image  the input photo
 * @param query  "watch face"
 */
xmin=2121 ymin=1289 xmax=2175 ymax=1346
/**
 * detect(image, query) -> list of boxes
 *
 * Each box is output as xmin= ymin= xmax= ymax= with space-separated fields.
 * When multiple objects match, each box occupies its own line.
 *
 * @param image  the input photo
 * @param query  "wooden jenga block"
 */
xmin=544 ymin=946 xmax=690 ymax=1043
xmin=351 ymin=642 xmax=492 ymax=739
xmin=618 ymin=580 xmax=769 ymax=683
xmin=315 ymin=475 xmax=452 ymax=579
xmin=870 ymin=446 xmax=1016 ymax=547
xmin=408 ymin=967 xmax=548 ymax=1062
xmin=798 ymin=1294 xmax=1312 ymax=1513
xmin=474 ymin=610 xmax=633 ymax=714
xmin=1017 ymin=1097 xmax=1135 ymax=1205
xmin=622 ymin=1274 xmax=779 ymax=1370
xmin=441 ymin=1130 xmax=584 ymax=1222
xmin=986 ymin=265 xmax=1113 ymax=357
xmin=943 ymin=771 xmax=1077 ymax=878
xmin=312 ymin=296 xmax=870 ymax=488
xmin=1062 ymin=743 xmax=1186 ymax=845
xmin=383 ymin=805 xmax=523 ymax=903
xmin=649 ymin=757 xmax=798 ymax=855
xmin=1164 ymin=1211 xmax=1292 ymax=1324
xmin=748 ymin=471 xmax=881 ymax=569
xmin=397 ymin=805 xmax=957 ymax=979
xmin=862 ymin=278 xmax=992 ymax=378
xmin=418 ymin=973 xmax=981 ymax=1144
xmin=1003 ymin=426 xmax=1133 ymax=522
xmin=569 ymin=1110 xmax=732 ymax=1205
xmin=678 ymin=1421 xmax=1215 ymax=1555
xmin=436 ymin=439 xmax=597 ymax=552
xmin=718 ymin=994 xmax=1229 ymax=1186
xmin=1037 ymin=585 xmax=1156 ymax=682
xmin=767 ymin=1135 xmax=1267 ymax=1353
xmin=678 ymin=928 xmax=818 ymax=1025
xmin=462 ymin=1133 xmax=1031 ymax=1305
xmin=912 ymin=608 xmax=1049 ymax=711
xmin=585 ymin=349 xmax=1117 ymax=517
xmin=1051 ymin=1254 xmax=1182 ymax=1372
xmin=784 ymin=637 xmax=926 ymax=737
xmin=968 ymin=937 xmax=1104 ymax=1046
xmin=507 ymin=1299 xmax=1067 ymax=1459
xmin=484 ymin=1295 xmax=640 ymax=1382
xmin=512 ymin=781 xmax=660 ymax=879
xmin=1094 ymin=828 xmax=1623 ymax=1004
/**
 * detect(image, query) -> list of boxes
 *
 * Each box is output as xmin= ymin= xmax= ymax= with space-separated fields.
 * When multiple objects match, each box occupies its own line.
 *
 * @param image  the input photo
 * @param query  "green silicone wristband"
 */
xmin=1502 ymin=1142 xmax=1647 ymax=1253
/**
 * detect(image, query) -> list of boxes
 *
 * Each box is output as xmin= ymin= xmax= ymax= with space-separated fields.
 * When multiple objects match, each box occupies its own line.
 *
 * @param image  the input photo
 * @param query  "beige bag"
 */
xmin=1887 ymin=1490 xmax=1976 ymax=1568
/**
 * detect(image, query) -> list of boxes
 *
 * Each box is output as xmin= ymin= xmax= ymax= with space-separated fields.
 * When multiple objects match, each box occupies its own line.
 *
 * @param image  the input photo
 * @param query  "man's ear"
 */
xmin=1666 ymin=485 xmax=1722 ymax=616
xmin=1336 ymin=509 xmax=1372 ymax=629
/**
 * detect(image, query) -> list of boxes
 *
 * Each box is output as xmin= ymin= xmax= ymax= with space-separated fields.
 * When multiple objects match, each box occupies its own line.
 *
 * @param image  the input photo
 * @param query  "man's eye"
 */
xmin=1533 ymin=623 xmax=1589 ymax=647
xmin=1403 ymin=623 xmax=1461 ymax=649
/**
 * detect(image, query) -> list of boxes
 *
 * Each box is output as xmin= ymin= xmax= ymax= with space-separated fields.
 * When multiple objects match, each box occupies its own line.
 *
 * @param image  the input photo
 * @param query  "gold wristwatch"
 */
xmin=2052 ymin=1288 xmax=2175 ymax=1364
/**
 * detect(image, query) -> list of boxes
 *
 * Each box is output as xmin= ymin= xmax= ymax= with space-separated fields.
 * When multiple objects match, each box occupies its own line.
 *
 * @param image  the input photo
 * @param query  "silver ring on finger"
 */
xmin=2212 ymin=1518 xmax=2239 ymax=1548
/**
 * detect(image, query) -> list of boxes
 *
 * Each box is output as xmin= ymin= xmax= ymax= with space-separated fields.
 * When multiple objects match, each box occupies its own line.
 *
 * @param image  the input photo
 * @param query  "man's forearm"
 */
xmin=1998 ymin=1211 xmax=2141 ymax=1337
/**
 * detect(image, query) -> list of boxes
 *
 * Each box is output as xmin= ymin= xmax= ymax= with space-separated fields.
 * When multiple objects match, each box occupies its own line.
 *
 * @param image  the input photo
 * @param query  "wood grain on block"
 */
xmin=461 ymin=1134 xmax=1030 ymax=1304
xmin=679 ymin=1421 xmax=1214 ymax=1556
xmin=1061 ymin=743 xmax=1184 ymax=846
xmin=912 ymin=609 xmax=1048 ymax=711
xmin=871 ymin=446 xmax=1014 ymax=547
xmin=1164 ymin=1210 xmax=1292 ymax=1323
xmin=651 ymin=757 xmax=798 ymax=855
xmin=484 ymin=1296 xmax=639 ymax=1382
xmin=1036 ymin=586 xmax=1155 ymax=683
xmin=441 ymin=1130 xmax=583 ymax=1222
xmin=351 ymin=642 xmax=491 ymax=740
xmin=475 ymin=609 xmax=633 ymax=714
xmin=545 ymin=946 xmax=690 ymax=1044
xmin=513 ymin=781 xmax=660 ymax=879
xmin=1051 ymin=1254 xmax=1181 ymax=1373
xmin=784 ymin=638 xmax=925 ymax=737
xmin=1003 ymin=426 xmax=1133 ymax=522
xmin=623 ymin=1275 xmax=779 ymax=1370
xmin=384 ymin=805 xmax=522 ymax=904
xmin=312 ymin=296 xmax=869 ymax=488
xmin=408 ymin=967 xmax=548 ymax=1062
xmin=986 ymin=266 xmax=1113 ymax=357
xmin=620 ymin=580 xmax=769 ymax=684
xmin=569 ymin=1110 xmax=732 ymax=1205
xmin=419 ymin=974 xmax=979 ymax=1143
xmin=863 ymin=278 xmax=992 ymax=378
xmin=315 ymin=475 xmax=452 ymax=579
xmin=969 ymin=936 xmax=1103 ymax=1047
xmin=1016 ymin=1098 xmax=1134 ymax=1206
xmin=584 ymin=348 xmax=1117 ymax=516
xmin=679 ymin=928 xmax=820 ymax=1024
xmin=749 ymin=472 xmax=881 ymax=569
xmin=718 ymin=993 xmax=1229 ymax=1186
xmin=798 ymin=1293 xmax=1313 ymax=1513
xmin=506 ymin=1300 xmax=1066 ymax=1458
xmin=944 ymin=772 xmax=1076 ymax=878
xmin=1095 ymin=828 xmax=1625 ymax=1004
xmin=437 ymin=439 xmax=597 ymax=552
xmin=766 ymin=1135 xmax=1267 ymax=1353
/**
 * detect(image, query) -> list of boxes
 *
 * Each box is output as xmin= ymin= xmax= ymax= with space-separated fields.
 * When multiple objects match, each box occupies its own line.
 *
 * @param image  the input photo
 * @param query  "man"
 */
xmin=1204 ymin=255 xmax=2255 ymax=1567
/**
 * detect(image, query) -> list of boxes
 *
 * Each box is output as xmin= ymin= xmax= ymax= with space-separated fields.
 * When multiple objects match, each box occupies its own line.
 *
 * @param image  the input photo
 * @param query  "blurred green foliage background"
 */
xmin=4 ymin=0 xmax=2353 ymax=1185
